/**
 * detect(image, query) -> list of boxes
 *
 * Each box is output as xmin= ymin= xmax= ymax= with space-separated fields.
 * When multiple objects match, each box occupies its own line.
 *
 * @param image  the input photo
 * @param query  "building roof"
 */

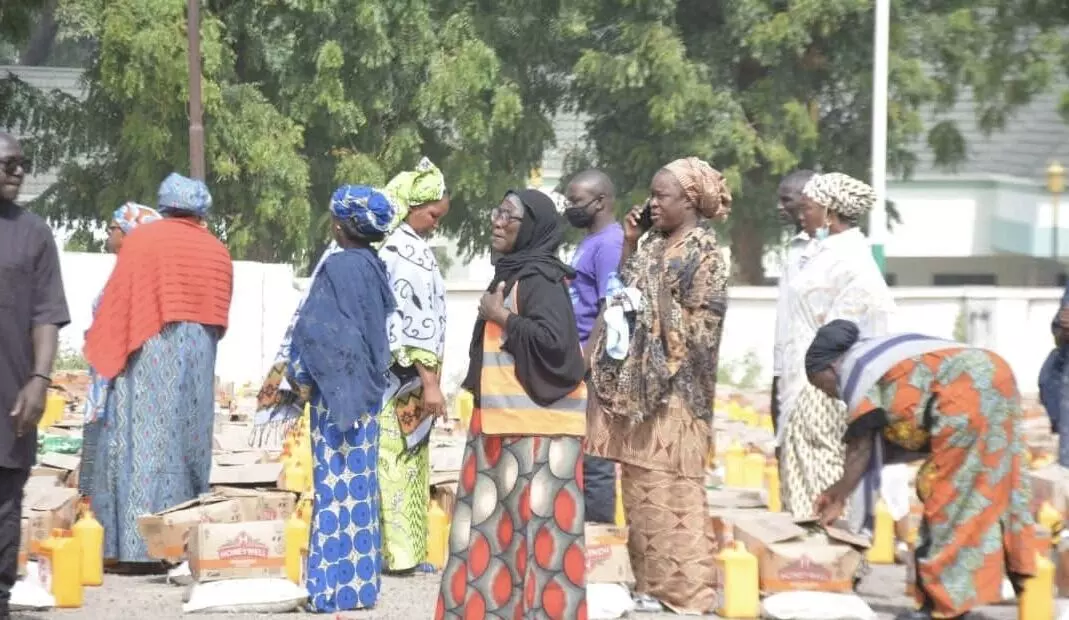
xmin=0 ymin=65 xmax=86 ymax=199
xmin=906 ymin=86 xmax=1069 ymax=184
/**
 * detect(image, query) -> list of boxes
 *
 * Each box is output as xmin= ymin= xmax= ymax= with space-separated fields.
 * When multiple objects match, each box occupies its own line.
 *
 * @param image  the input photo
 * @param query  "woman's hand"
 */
xmin=814 ymin=484 xmax=846 ymax=527
xmin=623 ymin=204 xmax=645 ymax=247
xmin=421 ymin=380 xmax=446 ymax=419
xmin=479 ymin=282 xmax=509 ymax=325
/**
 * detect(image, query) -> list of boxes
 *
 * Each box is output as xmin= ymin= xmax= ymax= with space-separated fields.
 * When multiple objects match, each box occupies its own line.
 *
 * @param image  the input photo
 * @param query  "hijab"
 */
xmin=465 ymin=189 xmax=584 ymax=405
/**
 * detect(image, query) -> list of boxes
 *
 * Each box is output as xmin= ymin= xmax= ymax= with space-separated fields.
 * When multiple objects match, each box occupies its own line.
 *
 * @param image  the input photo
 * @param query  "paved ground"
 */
xmin=15 ymin=563 xmax=1047 ymax=619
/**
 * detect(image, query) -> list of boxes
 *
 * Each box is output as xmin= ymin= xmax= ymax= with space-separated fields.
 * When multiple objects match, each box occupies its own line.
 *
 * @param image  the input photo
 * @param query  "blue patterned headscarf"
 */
xmin=111 ymin=202 xmax=162 ymax=234
xmin=158 ymin=172 xmax=212 ymax=217
xmin=330 ymin=185 xmax=396 ymax=238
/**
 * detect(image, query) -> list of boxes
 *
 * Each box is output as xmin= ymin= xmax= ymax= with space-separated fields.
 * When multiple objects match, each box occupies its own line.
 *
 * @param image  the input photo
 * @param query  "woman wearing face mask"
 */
xmin=588 ymin=157 xmax=731 ymax=614
xmin=435 ymin=189 xmax=587 ymax=620
xmin=778 ymin=172 xmax=896 ymax=532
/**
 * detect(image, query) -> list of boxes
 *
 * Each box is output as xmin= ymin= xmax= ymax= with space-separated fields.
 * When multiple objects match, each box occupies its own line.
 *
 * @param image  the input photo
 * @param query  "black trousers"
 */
xmin=583 ymin=454 xmax=617 ymax=523
xmin=0 ymin=467 xmax=28 ymax=617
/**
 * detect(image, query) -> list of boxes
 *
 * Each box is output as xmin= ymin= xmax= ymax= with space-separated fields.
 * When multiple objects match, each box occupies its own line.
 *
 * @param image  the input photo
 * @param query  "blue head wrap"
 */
xmin=329 ymin=185 xmax=396 ymax=238
xmin=111 ymin=202 xmax=162 ymax=234
xmin=158 ymin=172 xmax=212 ymax=217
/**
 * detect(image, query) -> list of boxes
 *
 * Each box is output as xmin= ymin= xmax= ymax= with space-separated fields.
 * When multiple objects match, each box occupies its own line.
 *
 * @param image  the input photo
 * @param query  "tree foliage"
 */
xmin=568 ymin=0 xmax=1059 ymax=282
xmin=0 ymin=0 xmax=1063 ymax=279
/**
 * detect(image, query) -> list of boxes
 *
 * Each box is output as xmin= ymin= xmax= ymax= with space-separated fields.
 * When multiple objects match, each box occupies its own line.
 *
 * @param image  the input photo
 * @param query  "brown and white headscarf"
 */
xmin=802 ymin=172 xmax=877 ymax=219
xmin=662 ymin=157 xmax=733 ymax=219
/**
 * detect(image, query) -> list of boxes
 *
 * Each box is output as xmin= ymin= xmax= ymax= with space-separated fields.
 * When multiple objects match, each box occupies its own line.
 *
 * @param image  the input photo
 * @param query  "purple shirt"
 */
xmin=568 ymin=223 xmax=624 ymax=345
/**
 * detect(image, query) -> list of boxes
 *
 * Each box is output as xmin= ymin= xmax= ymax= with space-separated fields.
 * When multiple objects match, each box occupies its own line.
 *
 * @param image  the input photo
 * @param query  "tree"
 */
xmin=1 ymin=0 xmax=586 ymax=270
xmin=568 ymin=0 xmax=1059 ymax=283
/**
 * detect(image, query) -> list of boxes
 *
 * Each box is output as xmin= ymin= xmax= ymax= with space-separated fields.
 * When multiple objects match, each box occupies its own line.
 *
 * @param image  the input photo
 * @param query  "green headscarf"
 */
xmin=384 ymin=156 xmax=447 ymax=229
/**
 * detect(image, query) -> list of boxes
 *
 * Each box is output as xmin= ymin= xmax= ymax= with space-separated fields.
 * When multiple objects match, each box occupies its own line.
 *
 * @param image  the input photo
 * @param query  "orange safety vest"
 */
xmin=478 ymin=283 xmax=587 ymax=437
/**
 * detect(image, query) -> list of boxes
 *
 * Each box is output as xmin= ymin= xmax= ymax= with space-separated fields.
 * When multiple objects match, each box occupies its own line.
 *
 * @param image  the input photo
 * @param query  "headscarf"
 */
xmin=804 ymin=319 xmax=862 ymax=375
xmin=662 ymin=157 xmax=733 ymax=219
xmin=111 ymin=202 xmax=161 ymax=234
xmin=158 ymin=172 xmax=212 ymax=217
xmin=802 ymin=172 xmax=877 ymax=219
xmin=330 ymin=185 xmax=397 ymax=238
xmin=463 ymin=189 xmax=583 ymax=405
xmin=385 ymin=156 xmax=447 ymax=223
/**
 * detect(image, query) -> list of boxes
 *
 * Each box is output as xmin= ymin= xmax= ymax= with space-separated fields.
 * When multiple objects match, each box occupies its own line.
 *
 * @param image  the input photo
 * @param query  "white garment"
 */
xmin=778 ymin=227 xmax=896 ymax=443
xmin=603 ymin=287 xmax=645 ymax=360
xmin=773 ymin=231 xmax=814 ymax=413
xmin=879 ymin=463 xmax=912 ymax=522
xmin=378 ymin=223 xmax=448 ymax=360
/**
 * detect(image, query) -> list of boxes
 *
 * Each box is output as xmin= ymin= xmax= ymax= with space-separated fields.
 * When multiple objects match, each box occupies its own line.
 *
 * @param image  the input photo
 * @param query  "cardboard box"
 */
xmin=1029 ymin=465 xmax=1069 ymax=514
xmin=209 ymin=463 xmax=284 ymax=488
xmin=136 ymin=496 xmax=250 ymax=562
xmin=22 ymin=486 xmax=79 ymax=553
xmin=18 ymin=518 xmax=28 ymax=576
xmin=732 ymin=512 xmax=866 ymax=594
xmin=188 ymin=520 xmax=286 ymax=582
xmin=585 ymin=523 xmax=634 ymax=584
xmin=212 ymin=487 xmax=296 ymax=521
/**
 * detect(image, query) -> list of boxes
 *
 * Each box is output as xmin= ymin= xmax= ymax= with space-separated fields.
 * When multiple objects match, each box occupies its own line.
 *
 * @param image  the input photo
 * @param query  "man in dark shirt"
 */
xmin=0 ymin=132 xmax=69 ymax=617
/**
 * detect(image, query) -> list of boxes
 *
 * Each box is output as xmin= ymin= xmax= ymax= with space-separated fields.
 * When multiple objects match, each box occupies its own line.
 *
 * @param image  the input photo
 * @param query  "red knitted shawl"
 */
xmin=84 ymin=218 xmax=233 ymax=379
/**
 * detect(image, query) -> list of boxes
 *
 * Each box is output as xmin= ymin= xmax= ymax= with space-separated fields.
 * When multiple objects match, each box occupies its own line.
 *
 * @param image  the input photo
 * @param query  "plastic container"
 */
xmin=724 ymin=441 xmax=745 ymax=487
xmin=866 ymin=500 xmax=895 ymax=564
xmin=742 ymin=451 xmax=764 ymax=489
xmin=283 ymin=458 xmax=308 ymax=494
xmin=294 ymin=438 xmax=313 ymax=492
xmin=716 ymin=541 xmax=759 ymax=618
xmin=1037 ymin=501 xmax=1062 ymax=536
xmin=71 ymin=504 xmax=104 ymax=586
xmin=1018 ymin=551 xmax=1054 ymax=620
xmin=764 ymin=458 xmax=781 ymax=513
xmin=457 ymin=391 xmax=474 ymax=431
xmin=40 ymin=393 xmax=66 ymax=429
xmin=614 ymin=475 xmax=626 ymax=527
xmin=426 ymin=499 xmax=451 ymax=570
xmin=39 ymin=528 xmax=83 ymax=608
xmin=285 ymin=506 xmax=309 ymax=585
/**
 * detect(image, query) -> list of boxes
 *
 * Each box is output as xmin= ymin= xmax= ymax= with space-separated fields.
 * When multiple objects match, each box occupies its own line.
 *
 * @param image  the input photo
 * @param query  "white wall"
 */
xmin=58 ymin=252 xmax=1061 ymax=397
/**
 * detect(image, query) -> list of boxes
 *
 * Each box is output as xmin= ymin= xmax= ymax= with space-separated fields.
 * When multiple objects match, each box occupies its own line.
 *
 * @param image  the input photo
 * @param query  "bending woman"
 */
xmin=86 ymin=174 xmax=232 ymax=568
xmin=288 ymin=186 xmax=396 ymax=612
xmin=378 ymin=157 xmax=451 ymax=573
xmin=806 ymin=320 xmax=1037 ymax=620
xmin=80 ymin=203 xmax=161 ymax=499
xmin=589 ymin=157 xmax=731 ymax=614
xmin=779 ymin=172 xmax=895 ymax=529
xmin=436 ymin=189 xmax=587 ymax=620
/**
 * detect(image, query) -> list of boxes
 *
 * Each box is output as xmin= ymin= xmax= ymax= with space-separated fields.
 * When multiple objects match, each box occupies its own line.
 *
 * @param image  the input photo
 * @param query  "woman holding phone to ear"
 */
xmin=588 ymin=157 xmax=731 ymax=614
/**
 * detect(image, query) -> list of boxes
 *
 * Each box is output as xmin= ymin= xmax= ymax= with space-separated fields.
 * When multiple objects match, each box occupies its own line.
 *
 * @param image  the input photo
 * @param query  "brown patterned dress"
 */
xmin=588 ymin=226 xmax=726 ymax=614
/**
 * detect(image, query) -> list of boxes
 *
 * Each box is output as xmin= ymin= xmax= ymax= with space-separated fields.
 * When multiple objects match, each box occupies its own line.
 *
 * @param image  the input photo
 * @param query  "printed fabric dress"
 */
xmin=850 ymin=347 xmax=1037 ymax=617
xmin=377 ymin=222 xmax=448 ymax=571
xmin=91 ymin=323 xmax=218 ymax=562
xmin=587 ymin=226 xmax=727 ymax=614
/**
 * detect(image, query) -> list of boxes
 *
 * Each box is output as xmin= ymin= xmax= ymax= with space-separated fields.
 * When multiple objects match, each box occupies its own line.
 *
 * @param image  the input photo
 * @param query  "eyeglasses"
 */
xmin=490 ymin=206 xmax=523 ymax=224
xmin=0 ymin=157 xmax=29 ymax=176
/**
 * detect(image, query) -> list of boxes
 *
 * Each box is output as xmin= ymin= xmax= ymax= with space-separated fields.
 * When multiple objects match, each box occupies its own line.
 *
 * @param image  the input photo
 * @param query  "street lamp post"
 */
xmin=1049 ymin=161 xmax=1065 ymax=276
xmin=187 ymin=0 xmax=205 ymax=180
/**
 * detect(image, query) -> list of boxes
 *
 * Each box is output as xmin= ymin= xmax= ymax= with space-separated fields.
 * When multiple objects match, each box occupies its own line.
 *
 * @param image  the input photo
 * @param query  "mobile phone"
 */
xmin=638 ymin=199 xmax=653 ymax=230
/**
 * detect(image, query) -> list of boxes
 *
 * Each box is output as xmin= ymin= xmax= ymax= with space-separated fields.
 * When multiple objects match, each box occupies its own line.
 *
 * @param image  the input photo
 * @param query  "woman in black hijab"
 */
xmin=436 ymin=190 xmax=587 ymax=620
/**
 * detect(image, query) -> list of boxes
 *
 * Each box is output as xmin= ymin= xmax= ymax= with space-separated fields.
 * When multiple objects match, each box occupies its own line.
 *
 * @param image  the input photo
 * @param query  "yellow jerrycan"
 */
xmin=39 ymin=529 xmax=83 ymax=608
xmin=285 ymin=505 xmax=309 ymax=584
xmin=1018 ymin=550 xmax=1054 ymax=620
xmin=41 ymin=392 xmax=66 ymax=429
xmin=294 ymin=436 xmax=313 ymax=492
xmin=614 ymin=474 xmax=626 ymax=527
xmin=1038 ymin=501 xmax=1062 ymax=536
xmin=71 ymin=502 xmax=104 ymax=586
xmin=426 ymin=498 xmax=451 ymax=570
xmin=724 ymin=441 xmax=746 ymax=487
xmin=716 ymin=541 xmax=760 ymax=618
xmin=764 ymin=457 xmax=781 ymax=513
xmin=866 ymin=499 xmax=896 ymax=564
xmin=742 ymin=450 xmax=764 ymax=489
xmin=284 ymin=456 xmax=309 ymax=494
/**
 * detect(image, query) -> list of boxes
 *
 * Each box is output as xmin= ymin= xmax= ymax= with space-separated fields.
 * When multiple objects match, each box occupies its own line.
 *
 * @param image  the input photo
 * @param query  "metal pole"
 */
xmin=1054 ymin=193 xmax=1060 ymax=264
xmin=187 ymin=0 xmax=205 ymax=180
xmin=869 ymin=0 xmax=890 ymax=273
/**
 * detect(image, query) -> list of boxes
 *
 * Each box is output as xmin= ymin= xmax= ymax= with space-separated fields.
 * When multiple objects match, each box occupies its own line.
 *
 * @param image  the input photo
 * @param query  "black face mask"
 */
xmin=564 ymin=197 xmax=601 ymax=229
